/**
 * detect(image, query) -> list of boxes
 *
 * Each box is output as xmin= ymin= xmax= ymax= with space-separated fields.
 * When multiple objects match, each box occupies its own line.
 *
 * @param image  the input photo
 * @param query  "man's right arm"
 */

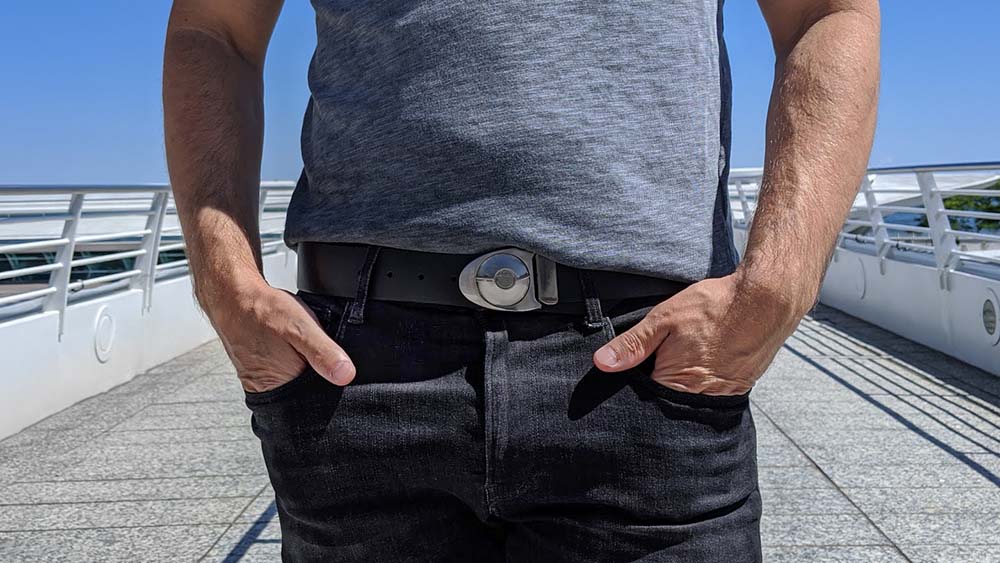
xmin=163 ymin=0 xmax=355 ymax=390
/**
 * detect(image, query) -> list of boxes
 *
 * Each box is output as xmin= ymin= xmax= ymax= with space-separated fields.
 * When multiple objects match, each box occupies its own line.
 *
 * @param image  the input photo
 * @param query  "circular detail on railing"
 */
xmin=94 ymin=306 xmax=116 ymax=363
xmin=984 ymin=288 xmax=999 ymax=346
xmin=851 ymin=257 xmax=867 ymax=300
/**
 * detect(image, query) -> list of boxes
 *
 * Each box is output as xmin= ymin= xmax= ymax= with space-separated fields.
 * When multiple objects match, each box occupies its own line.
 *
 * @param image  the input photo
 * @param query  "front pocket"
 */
xmin=243 ymin=291 xmax=352 ymax=406
xmin=604 ymin=305 xmax=751 ymax=411
xmin=631 ymin=369 xmax=751 ymax=410
xmin=243 ymin=366 xmax=322 ymax=406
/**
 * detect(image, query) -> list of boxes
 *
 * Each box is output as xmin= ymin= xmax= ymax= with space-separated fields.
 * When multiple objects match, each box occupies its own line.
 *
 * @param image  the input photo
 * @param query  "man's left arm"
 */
xmin=593 ymin=0 xmax=880 ymax=395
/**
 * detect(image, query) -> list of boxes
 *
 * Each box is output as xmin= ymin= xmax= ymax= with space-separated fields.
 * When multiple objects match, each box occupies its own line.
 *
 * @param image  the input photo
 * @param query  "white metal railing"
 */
xmin=0 ymin=181 xmax=295 ymax=335
xmin=2 ymin=164 xmax=998 ymax=338
xmin=729 ymin=162 xmax=1000 ymax=289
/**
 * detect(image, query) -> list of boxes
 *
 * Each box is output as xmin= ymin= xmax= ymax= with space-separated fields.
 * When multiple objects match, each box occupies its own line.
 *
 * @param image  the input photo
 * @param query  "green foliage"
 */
xmin=944 ymin=179 xmax=1000 ymax=233
xmin=913 ymin=179 xmax=1000 ymax=233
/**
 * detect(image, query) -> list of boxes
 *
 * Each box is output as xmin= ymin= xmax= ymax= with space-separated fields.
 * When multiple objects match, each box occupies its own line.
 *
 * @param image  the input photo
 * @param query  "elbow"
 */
xmin=164 ymin=22 xmax=264 ymax=73
xmin=772 ymin=2 xmax=881 ymax=61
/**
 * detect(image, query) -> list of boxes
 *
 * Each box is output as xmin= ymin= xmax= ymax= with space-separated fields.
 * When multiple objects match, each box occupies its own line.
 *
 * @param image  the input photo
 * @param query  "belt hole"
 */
xmin=386 ymin=271 xmax=393 ymax=278
xmin=417 ymin=274 xmax=425 ymax=281
xmin=450 ymin=275 xmax=457 ymax=282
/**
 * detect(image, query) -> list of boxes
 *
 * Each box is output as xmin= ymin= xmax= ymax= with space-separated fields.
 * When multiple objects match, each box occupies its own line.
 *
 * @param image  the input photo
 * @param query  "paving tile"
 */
xmin=802 ymin=317 xmax=910 ymax=350
xmin=814 ymin=358 xmax=973 ymax=397
xmin=762 ymin=407 xmax=911 ymax=431
xmin=138 ymin=402 xmax=250 ymax=417
xmin=909 ymin=395 xmax=1000 ymax=433
xmin=234 ymin=491 xmax=277 ymax=524
xmin=111 ymin=412 xmax=249 ymax=432
xmin=964 ymin=453 xmax=1000 ymax=477
xmin=95 ymin=425 xmax=256 ymax=446
xmin=785 ymin=325 xmax=886 ymax=358
xmin=14 ymin=441 xmax=266 ymax=482
xmin=843 ymin=487 xmax=1000 ymax=514
xmin=761 ymin=546 xmax=908 ymax=563
xmin=760 ymin=487 xmax=858 ymax=515
xmin=0 ymin=525 xmax=227 ymax=563
xmin=757 ymin=466 xmax=834 ymax=490
xmin=875 ymin=513 xmax=1000 ymax=546
xmin=762 ymin=395 xmax=1000 ymax=443
xmin=799 ymin=441 xmax=981 ymax=467
xmin=752 ymin=423 xmax=795 ymax=448
xmin=785 ymin=427 xmax=987 ymax=455
xmin=204 ymin=518 xmax=282 ymax=560
xmin=821 ymin=461 xmax=999 ymax=489
xmin=756 ymin=444 xmax=813 ymax=467
xmin=0 ymin=430 xmax=89 ymax=476
xmin=0 ymin=497 xmax=251 ymax=531
xmin=903 ymin=351 xmax=1000 ymax=389
xmin=900 ymin=544 xmax=1000 ymax=563
xmin=202 ymin=543 xmax=282 ymax=563
xmin=109 ymin=402 xmax=250 ymax=432
xmin=753 ymin=380 xmax=876 ymax=405
xmin=25 ymin=395 xmax=157 ymax=433
xmin=156 ymin=373 xmax=246 ymax=404
xmin=0 ymin=475 xmax=268 ymax=505
xmin=760 ymin=513 xmax=889 ymax=546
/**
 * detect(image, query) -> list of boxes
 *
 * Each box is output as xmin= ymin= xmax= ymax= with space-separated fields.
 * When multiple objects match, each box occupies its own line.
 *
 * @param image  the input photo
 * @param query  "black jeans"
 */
xmin=245 ymin=251 xmax=761 ymax=562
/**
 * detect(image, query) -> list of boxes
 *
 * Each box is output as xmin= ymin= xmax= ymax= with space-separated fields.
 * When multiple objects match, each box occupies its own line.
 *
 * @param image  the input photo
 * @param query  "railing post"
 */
xmin=916 ymin=171 xmax=958 ymax=290
xmin=44 ymin=192 xmax=85 ymax=338
xmin=131 ymin=191 xmax=169 ymax=310
xmin=258 ymin=186 xmax=269 ymax=227
xmin=734 ymin=179 xmax=752 ymax=229
xmin=860 ymin=175 xmax=889 ymax=274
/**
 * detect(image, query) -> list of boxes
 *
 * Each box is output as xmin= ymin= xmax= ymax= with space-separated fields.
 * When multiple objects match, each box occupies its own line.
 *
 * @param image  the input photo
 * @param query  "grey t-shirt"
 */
xmin=284 ymin=0 xmax=737 ymax=284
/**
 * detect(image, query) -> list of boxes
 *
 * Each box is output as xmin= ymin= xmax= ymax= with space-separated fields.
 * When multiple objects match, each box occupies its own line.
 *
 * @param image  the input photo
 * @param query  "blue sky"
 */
xmin=0 ymin=1 xmax=996 ymax=183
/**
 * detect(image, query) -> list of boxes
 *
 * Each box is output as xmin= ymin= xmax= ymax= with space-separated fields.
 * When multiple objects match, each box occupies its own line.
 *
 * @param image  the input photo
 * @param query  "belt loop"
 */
xmin=578 ymin=270 xmax=607 ymax=331
xmin=346 ymin=245 xmax=382 ymax=325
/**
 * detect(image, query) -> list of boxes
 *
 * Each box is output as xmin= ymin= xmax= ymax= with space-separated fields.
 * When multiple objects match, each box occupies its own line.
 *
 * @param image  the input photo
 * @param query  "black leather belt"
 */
xmin=296 ymin=242 xmax=688 ymax=313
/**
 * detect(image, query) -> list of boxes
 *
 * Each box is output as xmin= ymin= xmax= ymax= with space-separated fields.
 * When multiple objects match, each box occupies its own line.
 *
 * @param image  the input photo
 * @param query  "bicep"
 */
xmin=166 ymin=0 xmax=284 ymax=67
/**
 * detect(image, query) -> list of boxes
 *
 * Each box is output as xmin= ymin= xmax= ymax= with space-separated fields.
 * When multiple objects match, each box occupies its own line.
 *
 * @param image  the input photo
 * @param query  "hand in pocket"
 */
xmin=205 ymin=284 xmax=356 ymax=393
xmin=592 ymin=273 xmax=805 ymax=396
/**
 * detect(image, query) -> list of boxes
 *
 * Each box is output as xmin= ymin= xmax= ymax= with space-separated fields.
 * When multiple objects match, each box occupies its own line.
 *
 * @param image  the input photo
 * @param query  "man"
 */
xmin=163 ymin=0 xmax=879 ymax=560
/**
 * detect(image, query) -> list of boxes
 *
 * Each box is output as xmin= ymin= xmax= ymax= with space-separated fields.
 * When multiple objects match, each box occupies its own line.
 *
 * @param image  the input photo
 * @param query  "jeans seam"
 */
xmin=334 ymin=301 xmax=352 ymax=342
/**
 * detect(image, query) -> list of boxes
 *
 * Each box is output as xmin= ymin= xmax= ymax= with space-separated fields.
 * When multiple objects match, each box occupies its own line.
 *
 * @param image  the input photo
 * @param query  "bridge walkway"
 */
xmin=0 ymin=305 xmax=997 ymax=562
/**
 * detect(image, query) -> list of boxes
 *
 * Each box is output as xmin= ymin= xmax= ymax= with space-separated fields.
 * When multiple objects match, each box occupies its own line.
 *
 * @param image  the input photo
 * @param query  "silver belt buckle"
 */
xmin=458 ymin=248 xmax=559 ymax=311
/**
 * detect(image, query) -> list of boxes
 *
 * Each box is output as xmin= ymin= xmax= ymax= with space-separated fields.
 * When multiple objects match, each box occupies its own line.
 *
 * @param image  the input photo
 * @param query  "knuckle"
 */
xmin=646 ymin=304 xmax=671 ymax=325
xmin=614 ymin=329 xmax=648 ymax=359
xmin=283 ymin=315 xmax=312 ymax=343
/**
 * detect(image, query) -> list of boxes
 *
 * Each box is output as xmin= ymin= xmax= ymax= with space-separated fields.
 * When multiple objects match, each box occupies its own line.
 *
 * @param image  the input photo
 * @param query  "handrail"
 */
xmin=866 ymin=161 xmax=1000 ymax=174
xmin=1 ymin=166 xmax=997 ymax=337
xmin=0 ymin=182 xmax=295 ymax=336
xmin=732 ymin=161 xmax=1000 ymax=176
xmin=727 ymin=162 xmax=1000 ymax=289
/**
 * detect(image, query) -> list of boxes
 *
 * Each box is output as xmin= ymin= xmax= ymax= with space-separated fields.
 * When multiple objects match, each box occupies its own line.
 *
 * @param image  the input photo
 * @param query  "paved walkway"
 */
xmin=0 ymin=305 xmax=997 ymax=562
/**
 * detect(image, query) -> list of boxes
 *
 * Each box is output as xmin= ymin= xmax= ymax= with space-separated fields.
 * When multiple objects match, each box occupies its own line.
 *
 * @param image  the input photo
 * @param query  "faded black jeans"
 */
xmin=244 ymin=251 xmax=761 ymax=562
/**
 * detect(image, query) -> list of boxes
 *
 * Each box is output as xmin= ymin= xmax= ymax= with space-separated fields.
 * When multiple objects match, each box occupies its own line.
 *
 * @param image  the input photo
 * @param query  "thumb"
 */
xmin=593 ymin=315 xmax=668 ymax=372
xmin=286 ymin=297 xmax=357 ymax=386
xmin=293 ymin=322 xmax=356 ymax=386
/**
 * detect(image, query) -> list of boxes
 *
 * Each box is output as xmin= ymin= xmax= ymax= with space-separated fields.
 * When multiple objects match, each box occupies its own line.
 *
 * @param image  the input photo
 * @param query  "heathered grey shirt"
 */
xmin=284 ymin=0 xmax=737 ymax=284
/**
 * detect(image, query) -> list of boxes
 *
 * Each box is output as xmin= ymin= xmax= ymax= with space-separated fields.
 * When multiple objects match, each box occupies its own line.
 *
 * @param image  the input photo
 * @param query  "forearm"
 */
xmin=163 ymin=24 xmax=267 ymax=315
xmin=738 ymin=6 xmax=880 ymax=317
